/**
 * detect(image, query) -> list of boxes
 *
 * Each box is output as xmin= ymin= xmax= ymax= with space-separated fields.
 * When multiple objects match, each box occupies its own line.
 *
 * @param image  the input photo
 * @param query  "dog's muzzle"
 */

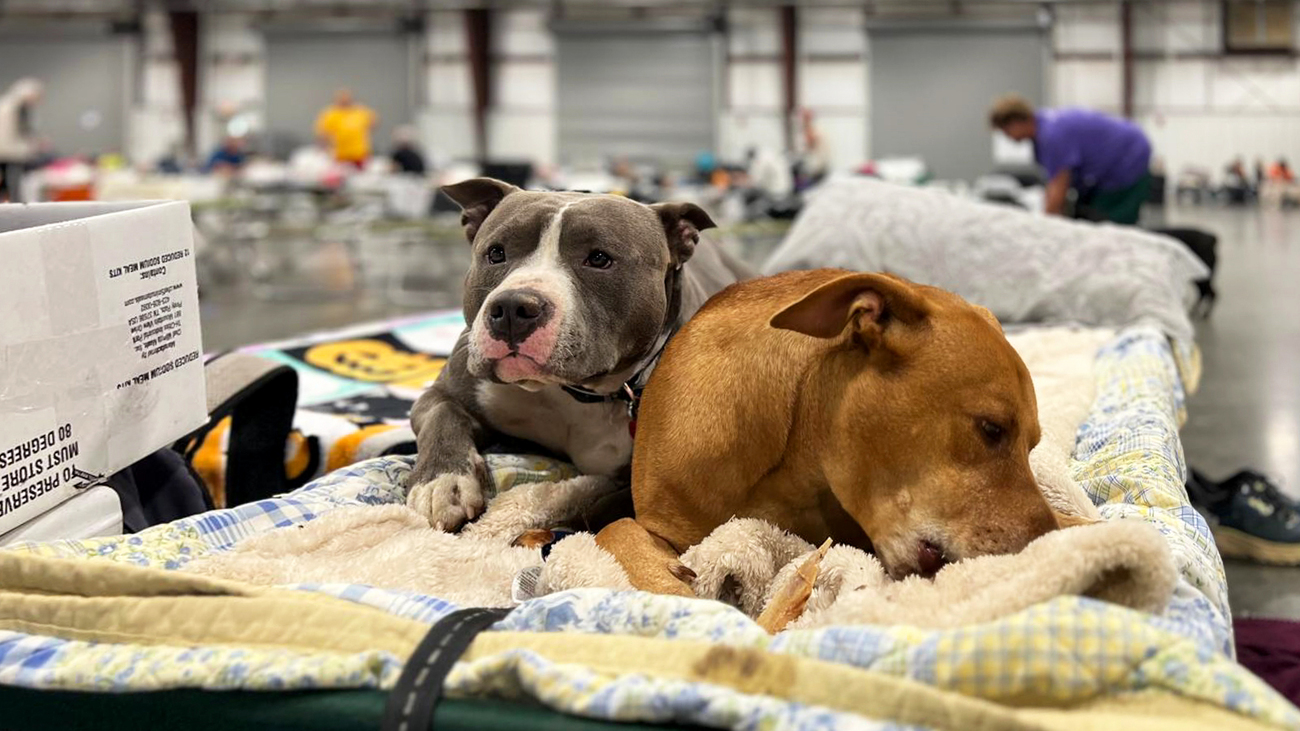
xmin=485 ymin=288 xmax=552 ymax=347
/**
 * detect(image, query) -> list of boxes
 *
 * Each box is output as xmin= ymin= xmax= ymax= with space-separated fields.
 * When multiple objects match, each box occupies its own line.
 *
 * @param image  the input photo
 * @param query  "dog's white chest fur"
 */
xmin=476 ymin=382 xmax=633 ymax=476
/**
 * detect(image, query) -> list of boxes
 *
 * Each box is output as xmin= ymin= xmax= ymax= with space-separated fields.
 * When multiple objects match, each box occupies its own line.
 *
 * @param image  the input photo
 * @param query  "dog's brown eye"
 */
xmin=978 ymin=419 xmax=1007 ymax=445
xmin=584 ymin=250 xmax=613 ymax=269
xmin=485 ymin=245 xmax=506 ymax=264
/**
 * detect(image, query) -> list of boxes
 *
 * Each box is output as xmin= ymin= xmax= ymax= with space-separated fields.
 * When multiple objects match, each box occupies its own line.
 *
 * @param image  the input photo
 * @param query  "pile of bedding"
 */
xmin=762 ymin=177 xmax=1210 ymax=353
xmin=174 ymin=327 xmax=1160 ymax=625
xmin=3 ymin=326 xmax=1294 ymax=729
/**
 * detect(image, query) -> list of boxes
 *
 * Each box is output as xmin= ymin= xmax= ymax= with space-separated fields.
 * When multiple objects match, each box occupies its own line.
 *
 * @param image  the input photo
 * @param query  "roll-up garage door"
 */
xmin=869 ymin=27 xmax=1045 ymax=182
xmin=556 ymin=30 xmax=716 ymax=168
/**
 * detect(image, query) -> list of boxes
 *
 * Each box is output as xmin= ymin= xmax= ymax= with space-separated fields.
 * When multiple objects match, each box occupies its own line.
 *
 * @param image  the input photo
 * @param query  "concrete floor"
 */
xmin=201 ymin=292 xmax=427 ymax=352
xmin=1164 ymin=205 xmax=1300 ymax=619
xmin=198 ymin=205 xmax=1300 ymax=618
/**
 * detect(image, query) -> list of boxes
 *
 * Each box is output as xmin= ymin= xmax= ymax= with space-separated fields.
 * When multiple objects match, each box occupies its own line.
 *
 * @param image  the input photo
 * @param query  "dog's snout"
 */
xmin=486 ymin=290 xmax=552 ymax=346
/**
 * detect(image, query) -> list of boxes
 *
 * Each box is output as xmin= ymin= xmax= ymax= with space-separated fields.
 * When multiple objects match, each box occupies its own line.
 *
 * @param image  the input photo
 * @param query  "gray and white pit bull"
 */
xmin=408 ymin=178 xmax=751 ymax=530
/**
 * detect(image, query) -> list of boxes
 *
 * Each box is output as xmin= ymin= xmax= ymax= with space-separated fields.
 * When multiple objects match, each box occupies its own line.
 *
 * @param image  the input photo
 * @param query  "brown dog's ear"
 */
xmin=770 ymin=272 xmax=930 ymax=348
xmin=440 ymin=177 xmax=520 ymax=243
xmin=650 ymin=202 xmax=716 ymax=266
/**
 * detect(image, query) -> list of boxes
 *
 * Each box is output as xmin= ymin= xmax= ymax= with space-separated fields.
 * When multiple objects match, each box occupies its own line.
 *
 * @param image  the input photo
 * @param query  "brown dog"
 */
xmin=595 ymin=269 xmax=1072 ymax=596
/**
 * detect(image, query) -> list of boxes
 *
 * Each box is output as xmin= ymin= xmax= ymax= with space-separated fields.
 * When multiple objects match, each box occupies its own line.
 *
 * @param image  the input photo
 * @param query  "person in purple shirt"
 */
xmin=989 ymin=94 xmax=1152 ymax=225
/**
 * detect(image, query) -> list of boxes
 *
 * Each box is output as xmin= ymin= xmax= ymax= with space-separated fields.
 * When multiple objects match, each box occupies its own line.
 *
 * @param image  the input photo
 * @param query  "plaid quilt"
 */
xmin=3 ymin=326 xmax=1295 ymax=730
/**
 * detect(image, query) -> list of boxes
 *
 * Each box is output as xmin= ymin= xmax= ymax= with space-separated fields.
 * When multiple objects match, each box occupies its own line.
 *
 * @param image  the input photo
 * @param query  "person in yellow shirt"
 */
xmin=314 ymin=88 xmax=377 ymax=167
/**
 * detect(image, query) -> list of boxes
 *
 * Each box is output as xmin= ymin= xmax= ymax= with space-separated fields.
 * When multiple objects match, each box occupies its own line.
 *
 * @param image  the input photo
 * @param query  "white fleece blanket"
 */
xmin=761 ymin=178 xmax=1209 ymax=347
xmin=188 ymin=327 xmax=1178 ymax=626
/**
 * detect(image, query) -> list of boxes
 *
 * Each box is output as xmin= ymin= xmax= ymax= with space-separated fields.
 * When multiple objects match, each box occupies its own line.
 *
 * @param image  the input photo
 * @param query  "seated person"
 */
xmin=1268 ymin=158 xmax=1294 ymax=183
xmin=204 ymin=136 xmax=247 ymax=174
xmin=390 ymin=125 xmax=426 ymax=175
xmin=1261 ymin=157 xmax=1300 ymax=208
xmin=1223 ymin=157 xmax=1251 ymax=203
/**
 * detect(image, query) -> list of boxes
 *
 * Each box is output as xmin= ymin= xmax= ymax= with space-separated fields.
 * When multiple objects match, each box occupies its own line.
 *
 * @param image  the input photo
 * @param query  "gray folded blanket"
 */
xmin=761 ymin=178 xmax=1209 ymax=347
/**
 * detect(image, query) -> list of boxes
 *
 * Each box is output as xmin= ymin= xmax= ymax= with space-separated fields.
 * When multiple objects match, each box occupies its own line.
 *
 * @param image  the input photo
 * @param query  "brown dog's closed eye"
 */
xmin=978 ymin=418 xmax=1009 ymax=447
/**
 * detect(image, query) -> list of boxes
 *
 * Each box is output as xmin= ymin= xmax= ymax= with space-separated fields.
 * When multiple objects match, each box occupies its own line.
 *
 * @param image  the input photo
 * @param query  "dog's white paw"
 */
xmin=406 ymin=472 xmax=486 ymax=531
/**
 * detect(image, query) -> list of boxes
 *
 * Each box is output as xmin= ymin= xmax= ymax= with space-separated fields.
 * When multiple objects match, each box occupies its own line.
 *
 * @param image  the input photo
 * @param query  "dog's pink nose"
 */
xmin=917 ymin=540 xmax=947 ymax=578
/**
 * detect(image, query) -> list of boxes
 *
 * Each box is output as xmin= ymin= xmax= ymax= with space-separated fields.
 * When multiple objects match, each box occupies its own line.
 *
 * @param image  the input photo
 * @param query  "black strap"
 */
xmin=381 ymin=607 xmax=512 ymax=731
xmin=175 ymin=356 xmax=301 ymax=506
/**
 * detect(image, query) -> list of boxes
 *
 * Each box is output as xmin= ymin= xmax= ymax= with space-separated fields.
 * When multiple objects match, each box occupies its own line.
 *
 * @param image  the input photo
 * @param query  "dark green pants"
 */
xmin=1082 ymin=172 xmax=1151 ymax=225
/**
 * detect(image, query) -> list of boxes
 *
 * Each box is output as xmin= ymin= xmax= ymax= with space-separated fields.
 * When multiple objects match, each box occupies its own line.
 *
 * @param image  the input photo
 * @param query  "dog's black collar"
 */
xmin=561 ymin=383 xmax=634 ymax=405
xmin=559 ymin=325 xmax=677 ymax=420
xmin=559 ymin=263 xmax=684 ymax=423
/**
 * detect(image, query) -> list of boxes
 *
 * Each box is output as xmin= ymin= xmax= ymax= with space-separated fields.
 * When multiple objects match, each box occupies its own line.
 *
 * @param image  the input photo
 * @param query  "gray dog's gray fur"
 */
xmin=408 ymin=178 xmax=751 ymax=530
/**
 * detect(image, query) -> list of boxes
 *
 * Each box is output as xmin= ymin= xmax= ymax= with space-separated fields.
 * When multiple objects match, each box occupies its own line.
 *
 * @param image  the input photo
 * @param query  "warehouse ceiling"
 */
xmin=0 ymin=0 xmax=1157 ymax=18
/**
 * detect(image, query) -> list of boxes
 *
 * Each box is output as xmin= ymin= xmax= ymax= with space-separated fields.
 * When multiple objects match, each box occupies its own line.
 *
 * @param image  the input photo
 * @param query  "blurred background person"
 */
xmin=314 ymin=88 xmax=376 ymax=168
xmin=1261 ymin=157 xmax=1299 ymax=208
xmin=746 ymin=146 xmax=794 ymax=201
xmin=793 ymin=108 xmax=829 ymax=191
xmin=0 ymin=77 xmax=43 ymax=202
xmin=736 ymin=145 xmax=796 ymax=219
xmin=389 ymin=124 xmax=425 ymax=175
xmin=990 ymin=93 xmax=1151 ymax=225
xmin=1224 ymin=156 xmax=1251 ymax=204
xmin=155 ymin=141 xmax=187 ymax=174
xmin=1269 ymin=157 xmax=1294 ymax=183
xmin=203 ymin=135 xmax=247 ymax=175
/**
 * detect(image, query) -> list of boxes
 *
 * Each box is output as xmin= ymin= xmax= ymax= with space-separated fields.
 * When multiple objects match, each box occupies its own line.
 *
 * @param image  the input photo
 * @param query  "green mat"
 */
xmin=0 ymin=686 xmax=710 ymax=731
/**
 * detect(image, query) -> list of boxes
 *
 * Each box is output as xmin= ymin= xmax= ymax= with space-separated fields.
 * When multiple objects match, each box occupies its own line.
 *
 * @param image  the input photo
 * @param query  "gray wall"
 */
xmin=869 ymin=28 xmax=1045 ymax=182
xmin=0 ymin=30 xmax=128 ymax=157
xmin=557 ymin=31 xmax=715 ymax=168
xmin=264 ymin=31 xmax=413 ymax=159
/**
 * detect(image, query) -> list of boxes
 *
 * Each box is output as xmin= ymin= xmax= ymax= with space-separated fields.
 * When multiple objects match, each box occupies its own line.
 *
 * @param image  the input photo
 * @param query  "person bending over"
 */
xmin=990 ymin=93 xmax=1152 ymax=225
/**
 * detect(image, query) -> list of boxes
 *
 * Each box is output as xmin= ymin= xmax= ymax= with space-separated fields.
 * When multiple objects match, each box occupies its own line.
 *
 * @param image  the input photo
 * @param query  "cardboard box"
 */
xmin=0 ymin=485 xmax=123 ymax=546
xmin=0 ymin=201 xmax=207 ymax=533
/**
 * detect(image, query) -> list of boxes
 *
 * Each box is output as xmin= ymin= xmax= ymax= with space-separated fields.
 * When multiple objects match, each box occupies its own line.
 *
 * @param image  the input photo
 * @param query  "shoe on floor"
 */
xmin=1188 ymin=468 xmax=1300 ymax=565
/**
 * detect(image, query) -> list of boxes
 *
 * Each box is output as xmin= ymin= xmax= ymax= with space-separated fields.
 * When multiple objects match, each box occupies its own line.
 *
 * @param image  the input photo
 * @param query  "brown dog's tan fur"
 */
xmin=596 ymin=269 xmax=1067 ymax=596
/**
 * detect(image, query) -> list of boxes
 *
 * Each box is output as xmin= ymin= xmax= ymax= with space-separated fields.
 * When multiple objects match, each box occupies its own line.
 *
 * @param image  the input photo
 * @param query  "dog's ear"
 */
xmin=440 ymin=177 xmax=520 ymax=243
xmin=650 ymin=202 xmax=716 ymax=266
xmin=770 ymin=272 xmax=930 ymax=349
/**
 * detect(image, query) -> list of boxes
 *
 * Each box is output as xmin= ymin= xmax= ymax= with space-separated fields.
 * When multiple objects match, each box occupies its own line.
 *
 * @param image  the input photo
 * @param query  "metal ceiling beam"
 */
xmin=464 ymin=6 xmax=492 ymax=160
xmin=168 ymin=9 xmax=201 ymax=156
xmin=0 ymin=0 xmax=1149 ymax=17
xmin=1120 ymin=0 xmax=1133 ymax=118
xmin=780 ymin=3 xmax=796 ymax=150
